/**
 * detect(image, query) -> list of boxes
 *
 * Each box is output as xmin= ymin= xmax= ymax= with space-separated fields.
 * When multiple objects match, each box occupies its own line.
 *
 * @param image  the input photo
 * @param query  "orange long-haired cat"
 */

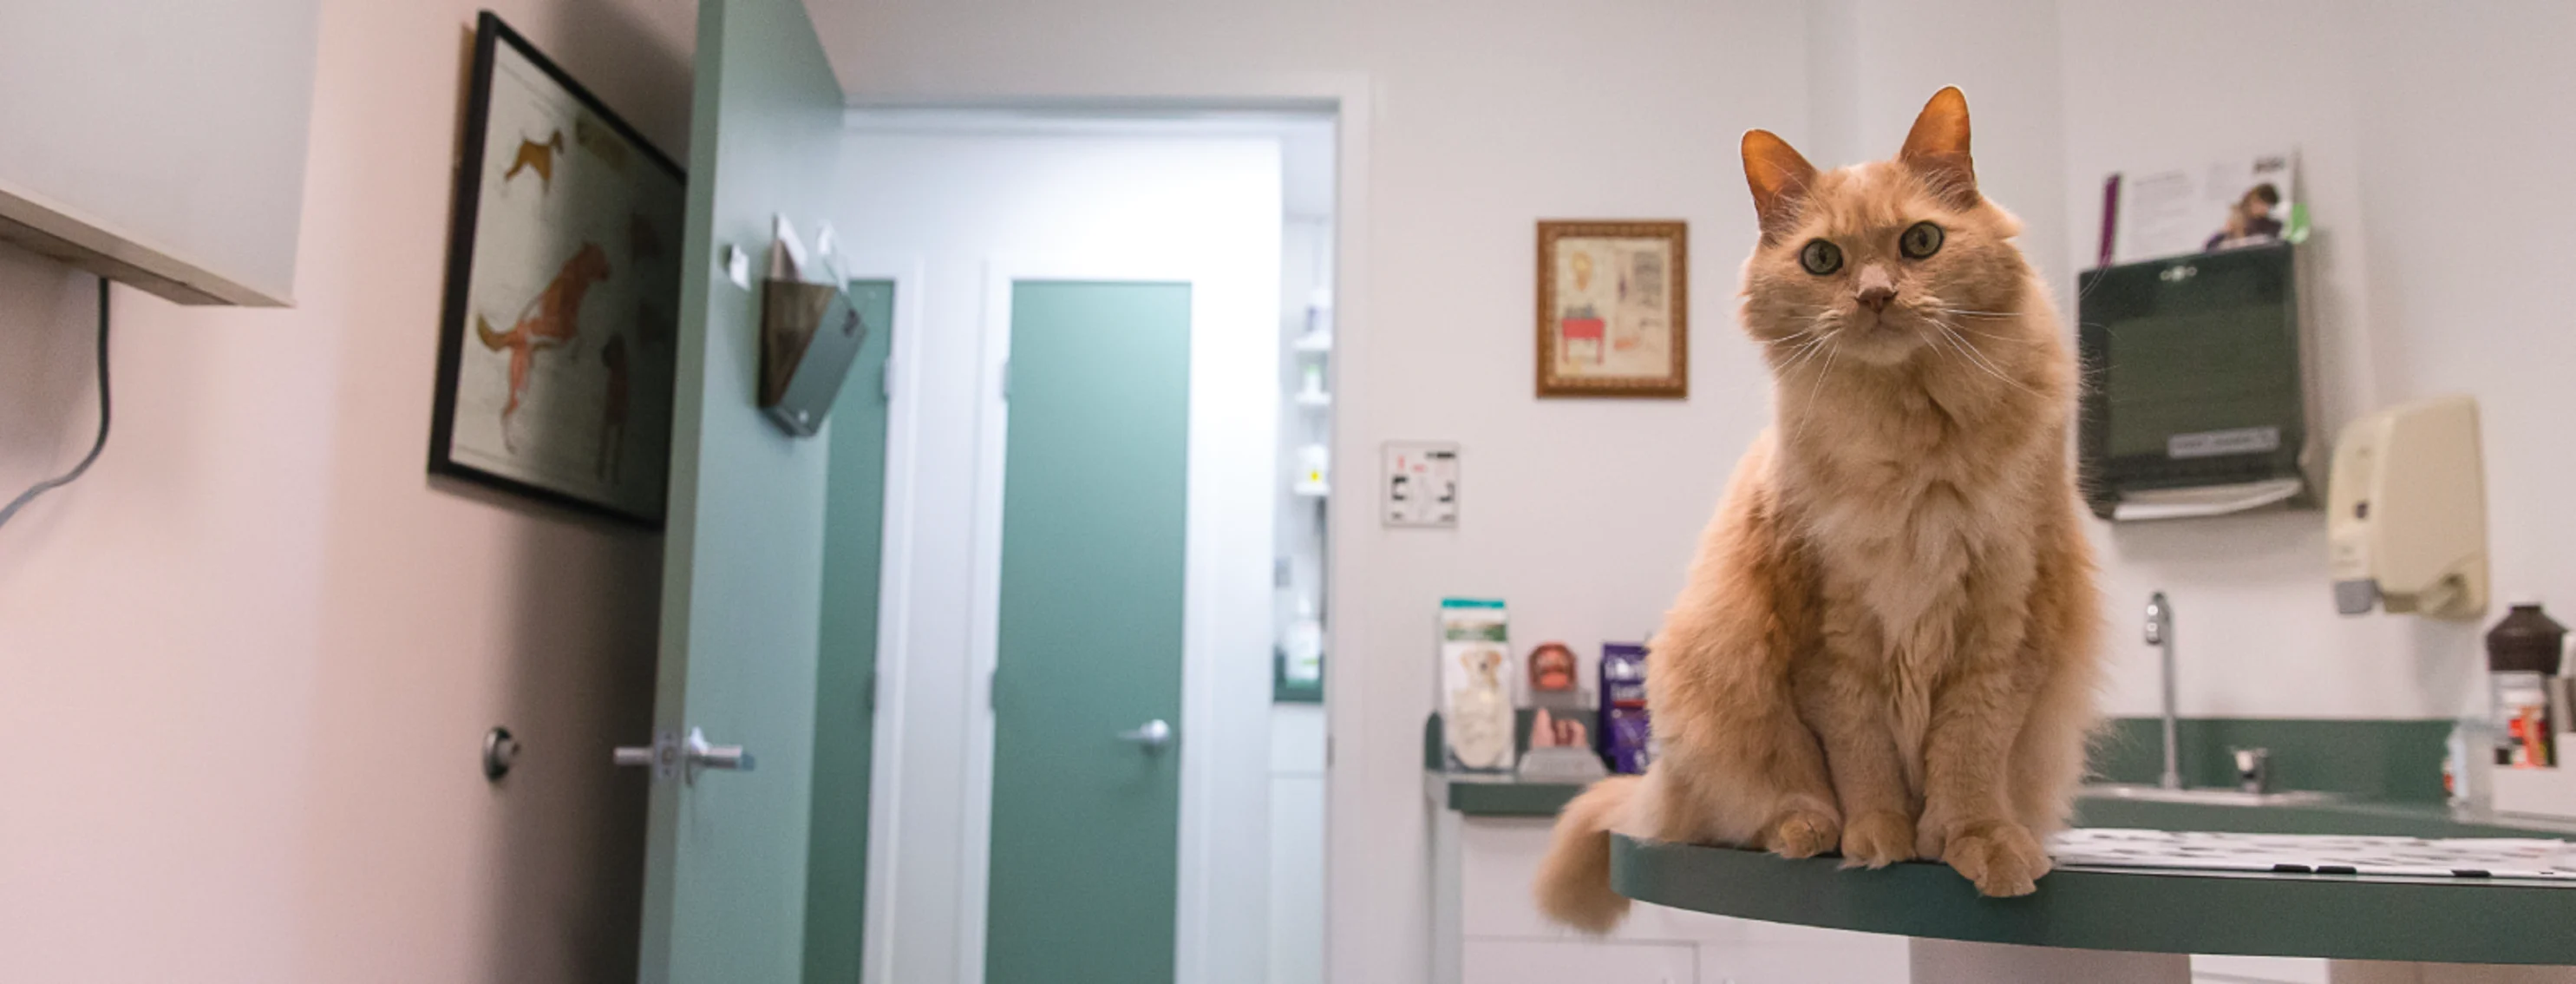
xmin=1534 ymin=88 xmax=2102 ymax=930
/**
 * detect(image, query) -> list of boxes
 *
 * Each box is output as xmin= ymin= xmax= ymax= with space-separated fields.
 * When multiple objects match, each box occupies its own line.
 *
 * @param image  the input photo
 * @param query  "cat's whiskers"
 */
xmin=1791 ymin=344 xmax=1840 ymax=445
xmin=1772 ymin=315 xmax=1840 ymax=358
xmin=1925 ymin=307 xmax=2037 ymax=346
xmin=1775 ymin=334 xmax=1833 ymax=377
xmin=1931 ymin=320 xmax=2039 ymax=397
xmin=1764 ymin=324 xmax=1825 ymax=359
xmin=1943 ymin=323 xmax=2029 ymax=345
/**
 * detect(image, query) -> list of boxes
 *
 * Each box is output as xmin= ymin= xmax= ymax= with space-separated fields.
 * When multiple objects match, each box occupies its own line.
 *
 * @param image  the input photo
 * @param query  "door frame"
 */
xmin=956 ymin=256 xmax=1274 ymax=984
xmin=849 ymin=82 xmax=1377 ymax=983
xmin=842 ymin=253 xmax=930 ymax=984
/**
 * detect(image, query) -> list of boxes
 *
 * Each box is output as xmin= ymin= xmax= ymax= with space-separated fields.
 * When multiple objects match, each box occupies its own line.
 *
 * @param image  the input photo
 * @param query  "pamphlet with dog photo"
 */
xmin=2101 ymin=149 xmax=2306 ymax=266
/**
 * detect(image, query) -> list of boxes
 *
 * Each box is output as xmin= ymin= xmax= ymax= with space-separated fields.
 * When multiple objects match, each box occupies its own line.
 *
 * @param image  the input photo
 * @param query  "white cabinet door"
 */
xmin=1463 ymin=939 xmax=1696 ymax=984
xmin=1458 ymin=818 xmax=1747 ymax=941
xmin=1699 ymin=928 xmax=1912 ymax=984
xmin=2199 ymin=954 xmax=2329 ymax=983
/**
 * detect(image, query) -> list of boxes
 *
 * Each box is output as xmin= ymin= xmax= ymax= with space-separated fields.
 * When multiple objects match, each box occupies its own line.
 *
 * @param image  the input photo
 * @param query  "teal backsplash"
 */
xmin=1427 ymin=712 xmax=2453 ymax=804
xmin=2089 ymin=718 xmax=2452 ymax=804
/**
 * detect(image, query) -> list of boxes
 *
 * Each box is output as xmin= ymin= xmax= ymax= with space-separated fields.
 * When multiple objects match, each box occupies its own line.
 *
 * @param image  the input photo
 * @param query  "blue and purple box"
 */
xmin=1597 ymin=642 xmax=1653 ymax=774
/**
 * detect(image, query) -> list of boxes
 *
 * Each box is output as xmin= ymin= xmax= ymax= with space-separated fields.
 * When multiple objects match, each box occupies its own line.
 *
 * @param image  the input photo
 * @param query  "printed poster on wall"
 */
xmin=428 ymin=12 xmax=683 ymax=526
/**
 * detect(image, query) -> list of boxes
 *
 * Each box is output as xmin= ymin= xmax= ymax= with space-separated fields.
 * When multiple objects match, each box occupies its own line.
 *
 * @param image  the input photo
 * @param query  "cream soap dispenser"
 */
xmin=2328 ymin=395 xmax=2488 ymax=620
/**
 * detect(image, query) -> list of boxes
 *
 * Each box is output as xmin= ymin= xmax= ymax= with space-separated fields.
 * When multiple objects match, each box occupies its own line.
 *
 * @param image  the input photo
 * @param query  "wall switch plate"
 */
xmin=1383 ymin=441 xmax=1459 ymax=528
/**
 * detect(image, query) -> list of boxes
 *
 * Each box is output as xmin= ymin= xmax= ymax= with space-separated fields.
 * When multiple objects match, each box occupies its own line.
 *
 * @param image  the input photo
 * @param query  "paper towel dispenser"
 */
xmin=2077 ymin=242 xmax=2318 ymax=521
xmin=2327 ymin=395 xmax=2488 ymax=620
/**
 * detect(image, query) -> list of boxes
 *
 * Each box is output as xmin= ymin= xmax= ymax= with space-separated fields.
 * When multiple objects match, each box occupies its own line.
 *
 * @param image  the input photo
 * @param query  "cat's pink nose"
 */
xmin=1854 ymin=266 xmax=1897 ymax=312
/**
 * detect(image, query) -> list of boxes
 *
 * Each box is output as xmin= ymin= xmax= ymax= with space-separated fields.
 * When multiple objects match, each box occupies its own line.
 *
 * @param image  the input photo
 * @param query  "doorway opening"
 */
xmin=827 ymin=107 xmax=1338 ymax=984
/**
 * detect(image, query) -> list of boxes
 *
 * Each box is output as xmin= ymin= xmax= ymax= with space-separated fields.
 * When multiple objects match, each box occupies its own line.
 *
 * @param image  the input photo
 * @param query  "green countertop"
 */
xmin=1428 ymin=771 xmax=2576 ymax=839
xmin=1612 ymin=834 xmax=2576 ymax=965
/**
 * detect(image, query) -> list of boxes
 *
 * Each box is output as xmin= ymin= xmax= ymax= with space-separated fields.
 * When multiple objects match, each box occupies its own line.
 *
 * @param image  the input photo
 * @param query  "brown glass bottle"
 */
xmin=2488 ymin=601 xmax=2567 ymax=767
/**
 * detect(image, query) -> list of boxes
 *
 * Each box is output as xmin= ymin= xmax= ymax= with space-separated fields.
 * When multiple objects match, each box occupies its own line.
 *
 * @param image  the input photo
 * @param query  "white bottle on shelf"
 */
xmin=1293 ymin=443 xmax=1330 ymax=497
xmin=1282 ymin=596 xmax=1324 ymax=686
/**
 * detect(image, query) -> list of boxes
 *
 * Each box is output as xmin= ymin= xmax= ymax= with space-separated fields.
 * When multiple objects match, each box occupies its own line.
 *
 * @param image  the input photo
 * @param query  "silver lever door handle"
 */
xmin=614 ymin=728 xmax=679 ymax=779
xmin=1117 ymin=718 xmax=1173 ymax=752
xmin=685 ymin=726 xmax=756 ymax=773
xmin=612 ymin=727 xmax=752 ymax=783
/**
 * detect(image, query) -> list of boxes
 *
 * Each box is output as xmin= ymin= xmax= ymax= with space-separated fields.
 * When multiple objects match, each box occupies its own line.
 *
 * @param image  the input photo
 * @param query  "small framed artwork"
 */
xmin=428 ymin=12 xmax=686 ymax=527
xmin=1536 ymin=220 xmax=1688 ymax=398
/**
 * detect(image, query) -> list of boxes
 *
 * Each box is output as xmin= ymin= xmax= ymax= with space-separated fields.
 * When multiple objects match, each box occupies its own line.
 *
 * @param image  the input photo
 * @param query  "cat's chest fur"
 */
xmin=1784 ymin=385 xmax=2040 ymax=649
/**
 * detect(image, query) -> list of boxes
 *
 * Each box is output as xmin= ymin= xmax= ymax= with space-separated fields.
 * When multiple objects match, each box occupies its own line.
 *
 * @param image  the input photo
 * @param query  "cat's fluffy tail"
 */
xmin=1533 ymin=773 xmax=1640 ymax=934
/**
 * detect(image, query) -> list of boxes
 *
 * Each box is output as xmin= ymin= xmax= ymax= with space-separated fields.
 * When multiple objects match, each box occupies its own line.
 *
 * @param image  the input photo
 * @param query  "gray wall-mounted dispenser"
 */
xmin=759 ymin=278 xmax=871 ymax=436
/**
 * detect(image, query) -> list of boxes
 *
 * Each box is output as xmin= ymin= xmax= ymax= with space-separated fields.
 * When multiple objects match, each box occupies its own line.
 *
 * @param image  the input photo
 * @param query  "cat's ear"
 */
xmin=1742 ymin=129 xmax=1818 ymax=243
xmin=1899 ymin=86 xmax=1978 ymax=207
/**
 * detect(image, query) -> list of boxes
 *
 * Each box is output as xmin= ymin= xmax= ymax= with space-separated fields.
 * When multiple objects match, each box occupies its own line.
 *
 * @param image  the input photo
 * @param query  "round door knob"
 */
xmin=483 ymin=726 xmax=520 ymax=782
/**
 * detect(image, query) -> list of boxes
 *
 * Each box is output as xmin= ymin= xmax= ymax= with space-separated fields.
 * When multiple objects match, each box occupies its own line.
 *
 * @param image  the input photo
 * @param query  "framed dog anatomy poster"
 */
xmin=429 ymin=12 xmax=684 ymax=527
xmin=1536 ymin=220 xmax=1687 ymax=398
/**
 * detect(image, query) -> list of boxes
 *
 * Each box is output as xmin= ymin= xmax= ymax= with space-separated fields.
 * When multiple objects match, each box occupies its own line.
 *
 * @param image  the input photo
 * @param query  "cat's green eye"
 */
xmin=1900 ymin=221 xmax=1945 ymax=259
xmin=1799 ymin=239 xmax=1843 ymax=275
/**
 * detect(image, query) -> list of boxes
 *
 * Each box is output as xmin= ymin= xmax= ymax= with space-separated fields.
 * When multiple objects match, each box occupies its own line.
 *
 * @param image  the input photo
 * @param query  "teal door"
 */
xmin=803 ymin=281 xmax=895 ymax=983
xmin=985 ymin=281 xmax=1194 ymax=984
xmin=631 ymin=0 xmax=858 ymax=981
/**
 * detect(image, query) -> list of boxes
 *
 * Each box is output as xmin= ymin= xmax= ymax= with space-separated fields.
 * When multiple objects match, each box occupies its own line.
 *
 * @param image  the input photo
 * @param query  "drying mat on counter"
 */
xmin=2051 ymin=828 xmax=2576 ymax=880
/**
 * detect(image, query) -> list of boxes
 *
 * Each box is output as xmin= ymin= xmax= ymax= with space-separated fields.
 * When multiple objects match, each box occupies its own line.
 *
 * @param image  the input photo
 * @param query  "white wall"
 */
xmin=806 ymin=4 xmax=1815 ymax=980
xmin=0 ymin=1 xmax=693 ymax=981
xmin=841 ymin=128 xmax=1282 ymax=984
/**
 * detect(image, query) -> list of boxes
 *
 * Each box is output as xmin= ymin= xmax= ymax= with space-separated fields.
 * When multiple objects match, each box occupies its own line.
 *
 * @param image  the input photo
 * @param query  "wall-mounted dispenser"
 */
xmin=754 ymin=217 xmax=872 ymax=437
xmin=760 ymin=279 xmax=871 ymax=436
xmin=2078 ymin=242 xmax=2319 ymax=521
xmin=2328 ymin=395 xmax=2488 ymax=620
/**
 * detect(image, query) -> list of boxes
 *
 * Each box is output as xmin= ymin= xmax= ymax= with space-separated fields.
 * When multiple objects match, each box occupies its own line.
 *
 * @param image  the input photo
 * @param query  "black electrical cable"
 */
xmin=0 ymin=274 xmax=112 ymax=534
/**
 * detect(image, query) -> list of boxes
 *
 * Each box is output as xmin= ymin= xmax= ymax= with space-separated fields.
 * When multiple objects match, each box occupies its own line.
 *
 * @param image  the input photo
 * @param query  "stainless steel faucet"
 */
xmin=2145 ymin=592 xmax=2180 ymax=790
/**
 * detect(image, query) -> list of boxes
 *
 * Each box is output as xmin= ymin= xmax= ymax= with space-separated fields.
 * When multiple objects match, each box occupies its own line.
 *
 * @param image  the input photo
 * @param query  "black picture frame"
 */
xmin=428 ymin=10 xmax=685 ymax=528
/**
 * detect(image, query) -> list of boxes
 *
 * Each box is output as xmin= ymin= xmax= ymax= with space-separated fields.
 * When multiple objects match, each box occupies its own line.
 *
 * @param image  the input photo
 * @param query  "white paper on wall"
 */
xmin=2107 ymin=148 xmax=2304 ymax=265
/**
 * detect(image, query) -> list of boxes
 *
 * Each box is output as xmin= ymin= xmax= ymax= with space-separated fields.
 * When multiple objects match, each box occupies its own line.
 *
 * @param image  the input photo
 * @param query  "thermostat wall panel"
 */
xmin=1383 ymin=441 xmax=1459 ymax=528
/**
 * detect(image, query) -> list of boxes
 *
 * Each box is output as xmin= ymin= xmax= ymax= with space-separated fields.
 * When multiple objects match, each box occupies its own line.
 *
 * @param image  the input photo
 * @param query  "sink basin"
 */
xmin=2081 ymin=783 xmax=2341 ymax=808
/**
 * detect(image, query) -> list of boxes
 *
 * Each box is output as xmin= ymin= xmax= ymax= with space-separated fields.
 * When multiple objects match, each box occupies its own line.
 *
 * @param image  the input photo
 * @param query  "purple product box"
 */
xmin=1598 ymin=642 xmax=1652 ymax=774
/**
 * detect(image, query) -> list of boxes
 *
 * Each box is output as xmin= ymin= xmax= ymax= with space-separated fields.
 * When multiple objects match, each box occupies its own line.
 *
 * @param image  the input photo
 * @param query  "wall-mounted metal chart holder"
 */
xmin=759 ymin=277 xmax=871 ymax=437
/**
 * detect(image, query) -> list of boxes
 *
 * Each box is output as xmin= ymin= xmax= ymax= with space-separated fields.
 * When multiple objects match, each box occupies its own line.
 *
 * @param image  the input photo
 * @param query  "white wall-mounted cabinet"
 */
xmin=0 ymin=0 xmax=319 ymax=305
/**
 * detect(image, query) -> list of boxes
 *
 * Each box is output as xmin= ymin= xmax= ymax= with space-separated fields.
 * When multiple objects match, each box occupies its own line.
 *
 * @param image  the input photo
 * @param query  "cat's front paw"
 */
xmin=1762 ymin=807 xmax=1841 ymax=859
xmin=1939 ymin=820 xmax=2050 ymax=897
xmin=1762 ymin=809 xmax=1844 ymax=860
xmin=1838 ymin=810 xmax=1917 ymax=869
